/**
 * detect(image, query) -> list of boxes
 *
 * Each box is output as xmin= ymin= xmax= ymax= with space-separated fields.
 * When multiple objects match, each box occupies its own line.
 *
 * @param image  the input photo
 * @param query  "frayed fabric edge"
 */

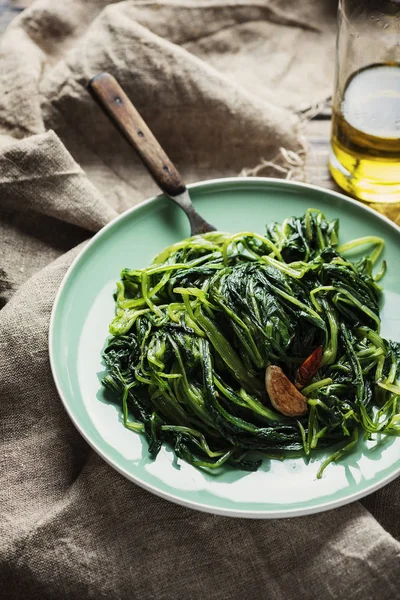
xmin=240 ymin=97 xmax=331 ymax=182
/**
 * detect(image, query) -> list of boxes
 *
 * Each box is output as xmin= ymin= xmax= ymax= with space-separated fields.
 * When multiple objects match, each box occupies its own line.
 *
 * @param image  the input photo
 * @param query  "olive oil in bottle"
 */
xmin=330 ymin=63 xmax=400 ymax=203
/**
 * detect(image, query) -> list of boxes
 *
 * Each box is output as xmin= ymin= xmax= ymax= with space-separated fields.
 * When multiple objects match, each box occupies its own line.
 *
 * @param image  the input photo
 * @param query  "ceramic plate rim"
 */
xmin=49 ymin=177 xmax=400 ymax=518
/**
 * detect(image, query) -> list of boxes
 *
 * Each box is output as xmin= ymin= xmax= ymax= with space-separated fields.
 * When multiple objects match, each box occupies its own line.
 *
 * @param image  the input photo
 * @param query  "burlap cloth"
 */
xmin=0 ymin=1 xmax=399 ymax=598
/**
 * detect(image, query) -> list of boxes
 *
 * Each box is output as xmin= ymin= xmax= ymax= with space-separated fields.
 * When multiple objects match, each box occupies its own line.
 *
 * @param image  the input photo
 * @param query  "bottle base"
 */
xmin=329 ymin=149 xmax=400 ymax=204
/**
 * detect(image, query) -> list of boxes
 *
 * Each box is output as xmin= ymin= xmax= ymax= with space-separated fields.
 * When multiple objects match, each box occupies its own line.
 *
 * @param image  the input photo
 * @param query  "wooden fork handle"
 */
xmin=88 ymin=72 xmax=186 ymax=197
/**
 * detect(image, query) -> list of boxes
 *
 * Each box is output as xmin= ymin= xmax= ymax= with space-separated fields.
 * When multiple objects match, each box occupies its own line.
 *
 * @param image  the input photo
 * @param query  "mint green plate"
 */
xmin=49 ymin=178 xmax=400 ymax=518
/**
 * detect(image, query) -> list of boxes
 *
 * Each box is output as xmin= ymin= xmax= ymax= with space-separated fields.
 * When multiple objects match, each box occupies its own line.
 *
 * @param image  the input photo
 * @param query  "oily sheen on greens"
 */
xmin=102 ymin=210 xmax=400 ymax=477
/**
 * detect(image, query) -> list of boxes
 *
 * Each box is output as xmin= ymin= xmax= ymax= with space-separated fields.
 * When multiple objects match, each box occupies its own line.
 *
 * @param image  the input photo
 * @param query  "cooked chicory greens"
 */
xmin=102 ymin=209 xmax=400 ymax=477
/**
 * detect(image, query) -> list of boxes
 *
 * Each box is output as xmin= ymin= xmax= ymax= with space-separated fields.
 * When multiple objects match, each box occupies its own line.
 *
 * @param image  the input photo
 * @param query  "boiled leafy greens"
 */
xmin=102 ymin=209 xmax=400 ymax=477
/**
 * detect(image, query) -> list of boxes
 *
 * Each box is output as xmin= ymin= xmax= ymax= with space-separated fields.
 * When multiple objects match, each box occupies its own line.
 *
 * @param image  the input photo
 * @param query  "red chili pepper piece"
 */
xmin=295 ymin=346 xmax=323 ymax=390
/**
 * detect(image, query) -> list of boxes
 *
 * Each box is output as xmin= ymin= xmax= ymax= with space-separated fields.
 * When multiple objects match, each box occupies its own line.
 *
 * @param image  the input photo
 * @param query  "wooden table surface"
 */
xmin=0 ymin=0 xmax=337 ymax=194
